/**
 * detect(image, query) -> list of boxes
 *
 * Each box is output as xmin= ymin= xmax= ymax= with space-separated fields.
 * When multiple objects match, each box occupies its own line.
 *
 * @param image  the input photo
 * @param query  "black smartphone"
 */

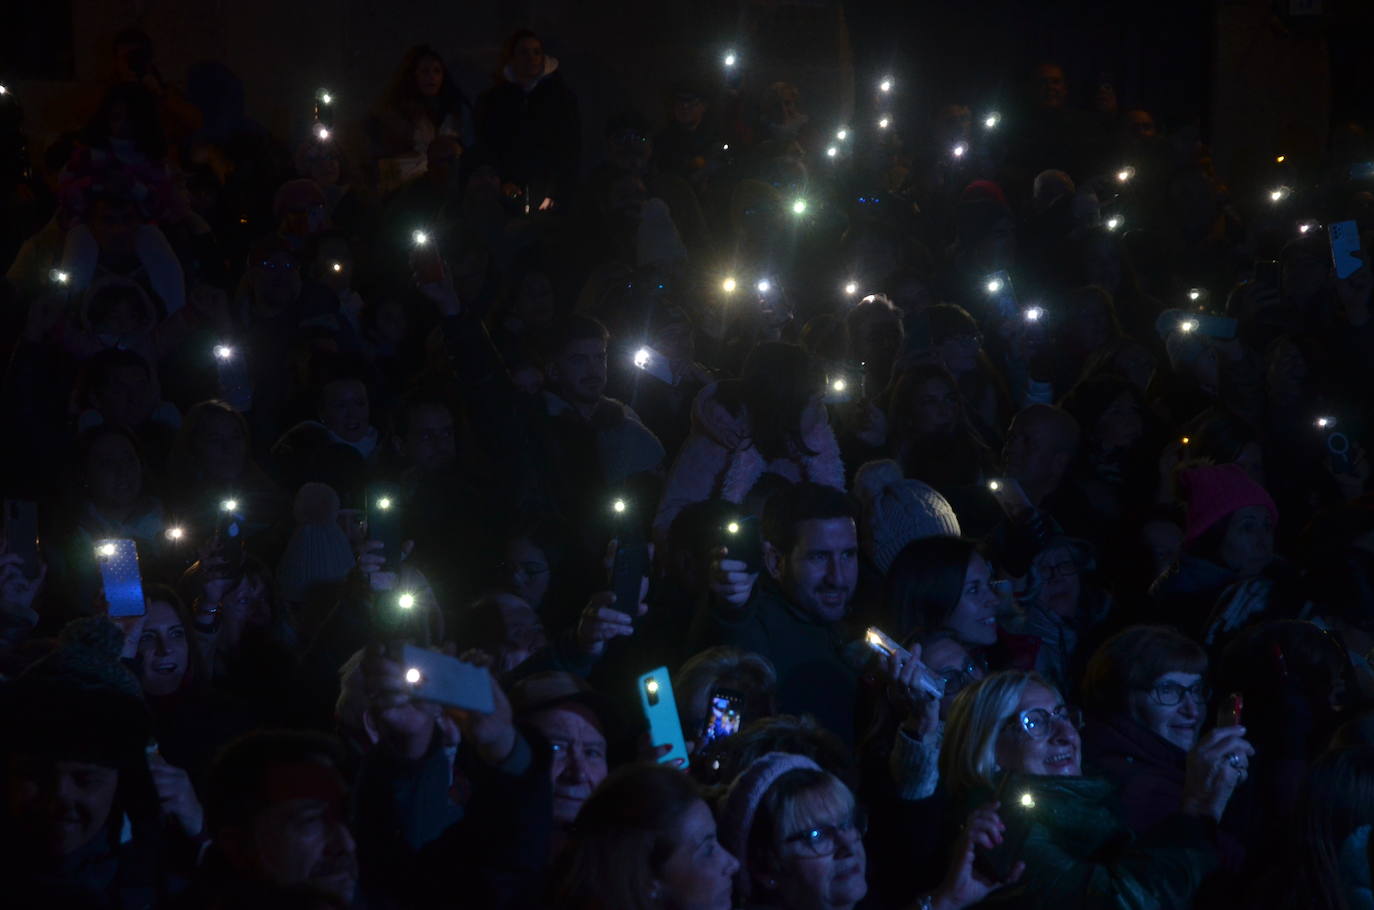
xmin=699 ymin=687 xmax=746 ymax=748
xmin=366 ymin=485 xmax=404 ymax=572
xmin=974 ymin=774 xmax=1037 ymax=883
xmin=4 ymin=500 xmax=40 ymax=579
xmin=610 ymin=498 xmax=649 ymax=622
xmin=719 ymin=516 xmax=764 ymax=574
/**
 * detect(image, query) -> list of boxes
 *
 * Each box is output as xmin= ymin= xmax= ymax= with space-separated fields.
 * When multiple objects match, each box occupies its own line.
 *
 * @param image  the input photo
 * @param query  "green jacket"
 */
xmin=970 ymin=774 xmax=1218 ymax=910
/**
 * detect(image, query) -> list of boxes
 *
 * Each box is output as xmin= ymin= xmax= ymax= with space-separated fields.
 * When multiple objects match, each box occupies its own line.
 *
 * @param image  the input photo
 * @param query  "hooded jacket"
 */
xmin=476 ymin=56 xmax=580 ymax=203
xmin=654 ymin=382 xmax=845 ymax=540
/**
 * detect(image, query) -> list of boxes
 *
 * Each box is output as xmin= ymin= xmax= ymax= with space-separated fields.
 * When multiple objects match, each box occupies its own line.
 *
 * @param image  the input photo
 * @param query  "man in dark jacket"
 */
xmin=689 ymin=482 xmax=864 ymax=747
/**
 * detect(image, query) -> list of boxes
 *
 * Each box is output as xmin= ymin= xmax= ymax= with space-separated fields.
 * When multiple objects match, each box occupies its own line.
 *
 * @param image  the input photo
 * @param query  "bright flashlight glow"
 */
xmin=879 ymin=78 xmax=893 ymax=93
xmin=878 ymin=116 xmax=890 ymax=130
xmin=646 ymin=678 xmax=660 ymax=695
xmin=836 ymin=128 xmax=848 ymax=141
xmin=412 ymin=230 xmax=429 ymax=245
xmin=315 ymin=125 xmax=330 ymax=141
xmin=1188 ymin=289 xmax=1201 ymax=301
xmin=405 ymin=668 xmax=421 ymax=684
xmin=1106 ymin=216 xmax=1123 ymax=231
xmin=398 ymin=593 xmax=416 ymax=610
xmin=726 ymin=521 xmax=740 ymax=535
xmin=1317 ymin=417 xmax=1333 ymax=429
xmin=221 ymin=499 xmax=238 ymax=512
xmin=319 ymin=90 xmax=333 ymax=105
xmin=0 ymin=85 xmax=8 ymax=96
xmin=1299 ymin=222 xmax=1316 ymax=234
xmin=49 ymin=269 xmax=70 ymax=284
xmin=165 ymin=527 xmax=185 ymax=541
xmin=214 ymin=345 xmax=233 ymax=360
xmin=1179 ymin=319 xmax=1198 ymax=333
xmin=756 ymin=279 xmax=771 ymax=294
xmin=1020 ymin=793 xmax=1036 ymax=809
xmin=986 ymin=279 xmax=1003 ymax=294
xmin=613 ymin=498 xmax=627 ymax=514
xmin=988 ymin=480 xmax=1002 ymax=492
xmin=826 ymin=146 xmax=838 ymax=158
xmin=97 ymin=543 xmax=117 ymax=558
xmin=844 ymin=281 xmax=859 ymax=295
xmin=634 ymin=348 xmax=651 ymax=369
xmin=1269 ymin=186 xmax=1289 ymax=203
xmin=723 ymin=52 xmax=737 ymax=67
xmin=1276 ymin=155 xmax=1286 ymax=164
xmin=792 ymin=198 xmax=808 ymax=215
xmin=952 ymin=142 xmax=968 ymax=159
xmin=722 ymin=277 xmax=737 ymax=293
xmin=984 ymin=113 xmax=1000 ymax=129
xmin=832 ymin=379 xmax=847 ymax=393
xmin=331 ymin=261 xmax=343 ymax=272
xmin=1116 ymin=167 xmax=1135 ymax=183
xmin=1024 ymin=306 xmax=1044 ymax=322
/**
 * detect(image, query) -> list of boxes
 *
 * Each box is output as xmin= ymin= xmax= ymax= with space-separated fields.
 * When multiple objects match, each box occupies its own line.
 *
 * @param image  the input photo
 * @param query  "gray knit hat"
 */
xmin=852 ymin=460 xmax=961 ymax=574
xmin=276 ymin=482 xmax=356 ymax=603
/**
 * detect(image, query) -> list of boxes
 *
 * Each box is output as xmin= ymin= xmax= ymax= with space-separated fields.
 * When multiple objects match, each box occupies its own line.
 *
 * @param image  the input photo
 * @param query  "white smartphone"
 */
xmin=632 ymin=346 xmax=676 ymax=385
xmin=400 ymin=645 xmax=495 ymax=713
xmin=864 ymin=627 xmax=945 ymax=699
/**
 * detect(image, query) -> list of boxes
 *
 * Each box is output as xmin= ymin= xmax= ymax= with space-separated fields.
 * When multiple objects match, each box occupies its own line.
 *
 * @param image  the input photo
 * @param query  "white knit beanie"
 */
xmin=852 ymin=459 xmax=961 ymax=574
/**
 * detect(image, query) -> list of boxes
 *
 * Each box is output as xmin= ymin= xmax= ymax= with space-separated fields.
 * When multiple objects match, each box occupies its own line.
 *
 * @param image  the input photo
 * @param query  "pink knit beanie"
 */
xmin=1180 ymin=463 xmax=1278 ymax=545
xmin=718 ymin=752 xmax=823 ymax=897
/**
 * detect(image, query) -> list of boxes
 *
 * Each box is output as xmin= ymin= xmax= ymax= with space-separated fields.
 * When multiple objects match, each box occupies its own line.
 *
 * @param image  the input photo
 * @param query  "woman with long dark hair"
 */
xmin=369 ymin=45 xmax=473 ymax=191
xmin=888 ymin=363 xmax=996 ymax=498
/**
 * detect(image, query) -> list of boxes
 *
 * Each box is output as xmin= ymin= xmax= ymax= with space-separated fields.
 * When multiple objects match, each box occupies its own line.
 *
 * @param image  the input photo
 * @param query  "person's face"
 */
xmin=937 ymin=331 xmax=980 ymax=376
xmin=1219 ymin=505 xmax=1275 ymax=578
xmin=1034 ymin=546 xmax=1081 ymax=620
xmin=319 ymin=380 xmax=369 ymax=443
xmin=512 ymin=37 xmax=546 ymax=82
xmin=493 ymin=594 xmax=546 ymax=672
xmin=513 ymin=273 xmax=556 ymax=328
xmin=1095 ymin=392 xmax=1143 ymax=453
xmin=1235 ymin=441 xmax=1265 ymax=486
xmin=6 ymin=756 xmax=119 ymax=858
xmin=1002 ymin=415 xmax=1062 ymax=490
xmin=502 ymin=537 xmax=551 ymax=609
xmin=607 ymin=129 xmax=652 ymax=175
xmin=525 ymin=705 xmax=608 ymax=826
xmin=654 ymin=799 xmax=739 ymax=910
xmin=250 ymin=252 xmax=302 ymax=308
xmin=1139 ymin=520 xmax=1182 ymax=578
xmin=1125 ymin=110 xmax=1157 ymax=141
xmin=907 ymin=377 xmax=959 ymax=437
xmin=193 ymin=410 xmax=248 ymax=484
xmin=672 ymin=96 xmax=706 ymax=130
xmin=415 ymin=56 xmax=444 ymax=97
xmin=1127 ymin=671 xmax=1205 ymax=751
xmin=994 ymin=681 xmax=1081 ymax=776
xmin=924 ymin=637 xmax=984 ymax=719
xmin=224 ymin=575 xmax=273 ymax=633
xmin=241 ymin=772 xmax=358 ymax=903
xmin=1035 ymin=64 xmax=1068 ymax=110
xmin=548 ymin=337 xmax=608 ymax=404
xmin=769 ymin=518 xmax=859 ymax=623
xmin=771 ymin=792 xmax=868 ymax=910
xmin=398 ymin=404 xmax=457 ymax=473
xmin=88 ymin=200 xmax=140 ymax=255
xmin=137 ymin=599 xmax=189 ymax=697
xmin=86 ymin=433 xmax=142 ymax=512
xmin=303 ymin=146 xmax=341 ymax=186
xmin=93 ymin=364 xmax=156 ymax=428
xmin=947 ymin=553 xmax=1000 ymax=646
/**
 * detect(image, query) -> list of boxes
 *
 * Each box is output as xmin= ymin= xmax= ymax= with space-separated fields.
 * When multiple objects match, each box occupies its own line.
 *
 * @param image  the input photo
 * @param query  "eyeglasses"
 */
xmin=1005 ymin=704 xmax=1083 ymax=740
xmin=1143 ymin=681 xmax=1210 ymax=707
xmin=783 ymin=807 xmax=868 ymax=857
xmin=937 ymin=658 xmax=981 ymax=695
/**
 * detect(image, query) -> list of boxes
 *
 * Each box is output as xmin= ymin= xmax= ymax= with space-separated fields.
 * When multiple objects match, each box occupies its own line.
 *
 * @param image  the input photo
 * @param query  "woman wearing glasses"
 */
xmin=939 ymin=670 xmax=1252 ymax=908
xmin=719 ymin=751 xmax=1019 ymax=910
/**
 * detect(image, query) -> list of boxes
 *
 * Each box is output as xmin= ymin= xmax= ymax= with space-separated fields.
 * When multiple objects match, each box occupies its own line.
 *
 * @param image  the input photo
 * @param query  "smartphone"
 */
xmin=637 ymin=667 xmax=688 ymax=766
xmin=864 ymin=627 xmax=946 ymax=699
xmin=610 ymin=498 xmax=649 ymax=623
xmin=1330 ymin=220 xmax=1363 ymax=280
xmin=987 ymin=478 xmax=1033 ymax=520
xmin=373 ymin=589 xmax=429 ymax=647
xmin=366 ymin=485 xmax=404 ymax=572
xmin=400 ymin=645 xmax=495 ymax=713
xmin=719 ymin=516 xmax=764 ymax=574
xmin=94 ymin=539 xmax=145 ymax=618
xmin=699 ymin=687 xmax=746 ymax=748
xmin=412 ymin=231 xmax=445 ymax=284
xmin=974 ymin=774 xmax=1036 ymax=883
xmin=4 ymin=500 xmax=40 ymax=579
xmin=982 ymin=270 xmax=1017 ymax=322
xmin=632 ymin=345 xmax=676 ymax=385
xmin=823 ymin=363 xmax=865 ymax=405
xmin=1219 ymin=692 xmax=1244 ymax=728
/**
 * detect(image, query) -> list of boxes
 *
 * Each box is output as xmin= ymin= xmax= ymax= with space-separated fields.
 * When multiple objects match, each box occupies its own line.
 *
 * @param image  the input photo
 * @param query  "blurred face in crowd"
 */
xmin=1034 ymin=545 xmax=1081 ymax=620
xmin=654 ymin=799 xmax=739 ymax=910
xmin=947 ymin=553 xmax=1000 ymax=646
xmin=1140 ymin=519 xmax=1183 ymax=578
xmin=227 ymin=760 xmax=358 ymax=902
xmin=414 ymin=55 xmax=444 ymax=97
xmin=512 ymin=272 xmax=556 ymax=330
xmin=1035 ymin=64 xmax=1068 ymax=110
xmin=937 ymin=330 xmax=980 ymax=377
xmin=137 ymin=598 xmax=189 ymax=697
xmin=525 ymin=704 xmax=607 ymax=826
xmin=1124 ymin=109 xmax=1157 ymax=141
xmin=1112 ymin=343 xmax=1155 ymax=394
xmin=547 ymin=336 xmax=608 ymax=405
xmin=672 ymin=95 xmax=706 ymax=130
xmin=767 ymin=518 xmax=859 ymax=623
xmin=86 ymin=432 xmax=142 ymax=513
xmin=512 ymin=36 xmax=546 ymax=83
xmin=88 ymin=199 xmax=140 ymax=256
xmin=924 ymin=637 xmax=984 ymax=719
xmin=319 ymin=379 xmax=370 ymax=443
xmin=491 ymin=593 xmax=547 ymax=672
xmin=192 ymin=408 xmax=248 ymax=484
xmin=906 ymin=376 xmax=959 ymax=437
xmin=768 ymin=783 xmax=867 ymax=910
xmin=397 ymin=403 xmax=456 ymax=474
xmin=1128 ymin=670 xmax=1205 ymax=751
xmin=92 ymin=363 xmax=156 ymax=428
xmin=1095 ymin=392 xmax=1143 ymax=454
xmin=1003 ymin=411 xmax=1072 ymax=495
xmin=995 ymin=681 xmax=1081 ymax=776
xmin=1219 ymin=506 xmax=1275 ymax=578
xmin=250 ymin=250 xmax=302 ymax=310
xmin=6 ymin=755 xmax=119 ymax=858
xmin=502 ymin=537 xmax=551 ymax=609
xmin=302 ymin=143 xmax=341 ymax=187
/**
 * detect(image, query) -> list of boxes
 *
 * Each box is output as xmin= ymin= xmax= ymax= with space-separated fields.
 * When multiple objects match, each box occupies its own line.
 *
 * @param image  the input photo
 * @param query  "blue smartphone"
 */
xmin=1330 ymin=220 xmax=1364 ymax=280
xmin=637 ymin=666 xmax=688 ymax=766
xmin=95 ymin=539 xmax=145 ymax=617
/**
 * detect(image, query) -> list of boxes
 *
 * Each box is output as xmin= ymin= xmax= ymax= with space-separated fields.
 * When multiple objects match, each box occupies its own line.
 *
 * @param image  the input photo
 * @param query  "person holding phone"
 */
xmin=939 ymin=670 xmax=1251 ymax=909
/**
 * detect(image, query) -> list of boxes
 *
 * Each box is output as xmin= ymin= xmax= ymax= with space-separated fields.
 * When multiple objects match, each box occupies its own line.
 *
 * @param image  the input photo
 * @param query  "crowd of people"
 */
xmin=2 ymin=18 xmax=1374 ymax=910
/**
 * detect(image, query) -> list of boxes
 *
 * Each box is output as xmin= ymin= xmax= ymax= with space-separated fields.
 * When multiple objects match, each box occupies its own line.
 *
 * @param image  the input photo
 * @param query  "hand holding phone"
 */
xmin=638 ymin=667 xmax=688 ymax=767
xmin=864 ymin=627 xmax=945 ymax=700
xmin=973 ymin=775 xmax=1036 ymax=883
xmin=718 ymin=517 xmax=763 ymax=574
xmin=609 ymin=498 xmax=649 ymax=627
xmin=400 ymin=645 xmax=496 ymax=713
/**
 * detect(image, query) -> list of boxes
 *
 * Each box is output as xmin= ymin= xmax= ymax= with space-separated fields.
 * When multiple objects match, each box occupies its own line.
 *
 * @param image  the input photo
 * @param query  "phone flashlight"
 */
xmin=1181 ymin=436 xmax=1191 ymax=446
xmin=1298 ymin=222 xmax=1317 ymax=235
xmin=412 ymin=229 xmax=429 ymax=246
xmin=844 ymin=281 xmax=859 ymax=296
xmin=398 ymin=592 xmax=416 ymax=610
xmin=1019 ymin=792 xmax=1036 ymax=809
xmin=221 ymin=498 xmax=239 ymax=513
xmin=836 ymin=128 xmax=849 ymax=141
xmin=404 ymin=667 xmax=421 ymax=684
xmin=1275 ymin=154 xmax=1286 ymax=164
xmin=331 ymin=261 xmax=343 ymax=273
xmin=825 ymin=146 xmax=838 ymax=159
xmin=49 ymin=269 xmax=70 ymax=285
xmin=1105 ymin=215 xmax=1123 ymax=231
xmin=1178 ymin=319 xmax=1198 ymax=334
xmin=984 ymin=112 xmax=1000 ymax=129
xmin=645 ymin=677 xmax=660 ymax=700
xmin=214 ymin=344 xmax=234 ymax=361
xmin=721 ymin=276 xmax=737 ymax=294
xmin=315 ymin=125 xmax=331 ymax=141
xmin=377 ymin=496 xmax=393 ymax=511
xmin=1316 ymin=416 xmax=1335 ymax=429
xmin=879 ymin=77 xmax=893 ymax=93
xmin=791 ymin=198 xmax=808 ymax=215
xmin=634 ymin=347 xmax=652 ymax=369
xmin=0 ymin=85 xmax=9 ymax=96
xmin=165 ymin=526 xmax=185 ymax=542
xmin=723 ymin=51 xmax=737 ymax=68
xmin=1187 ymin=289 xmax=1202 ymax=302
xmin=865 ymin=628 xmax=895 ymax=657
xmin=756 ymin=279 xmax=772 ymax=294
xmin=831 ymin=377 xmax=847 ymax=394
xmin=1116 ymin=166 xmax=1135 ymax=183
xmin=97 ymin=542 xmax=117 ymax=558
xmin=878 ymin=116 xmax=891 ymax=130
xmin=317 ymin=89 xmax=333 ymax=106
xmin=726 ymin=521 xmax=741 ymax=536
xmin=986 ymin=277 xmax=1004 ymax=294
xmin=988 ymin=480 xmax=1002 ymax=492
xmin=1269 ymin=186 xmax=1290 ymax=204
xmin=612 ymin=498 xmax=627 ymax=515
xmin=1023 ymin=306 xmax=1044 ymax=323
xmin=952 ymin=142 xmax=968 ymax=159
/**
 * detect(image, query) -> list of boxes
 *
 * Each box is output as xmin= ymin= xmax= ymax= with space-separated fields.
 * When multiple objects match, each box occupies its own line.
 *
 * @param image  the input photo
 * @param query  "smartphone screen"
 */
xmin=699 ymin=688 xmax=745 ymax=747
xmin=637 ymin=667 xmax=688 ymax=766
xmin=633 ymin=345 xmax=676 ymax=385
xmin=366 ymin=485 xmax=404 ymax=571
xmin=4 ymin=500 xmax=40 ymax=579
xmin=1330 ymin=220 xmax=1363 ymax=280
xmin=95 ymin=539 xmax=145 ymax=617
